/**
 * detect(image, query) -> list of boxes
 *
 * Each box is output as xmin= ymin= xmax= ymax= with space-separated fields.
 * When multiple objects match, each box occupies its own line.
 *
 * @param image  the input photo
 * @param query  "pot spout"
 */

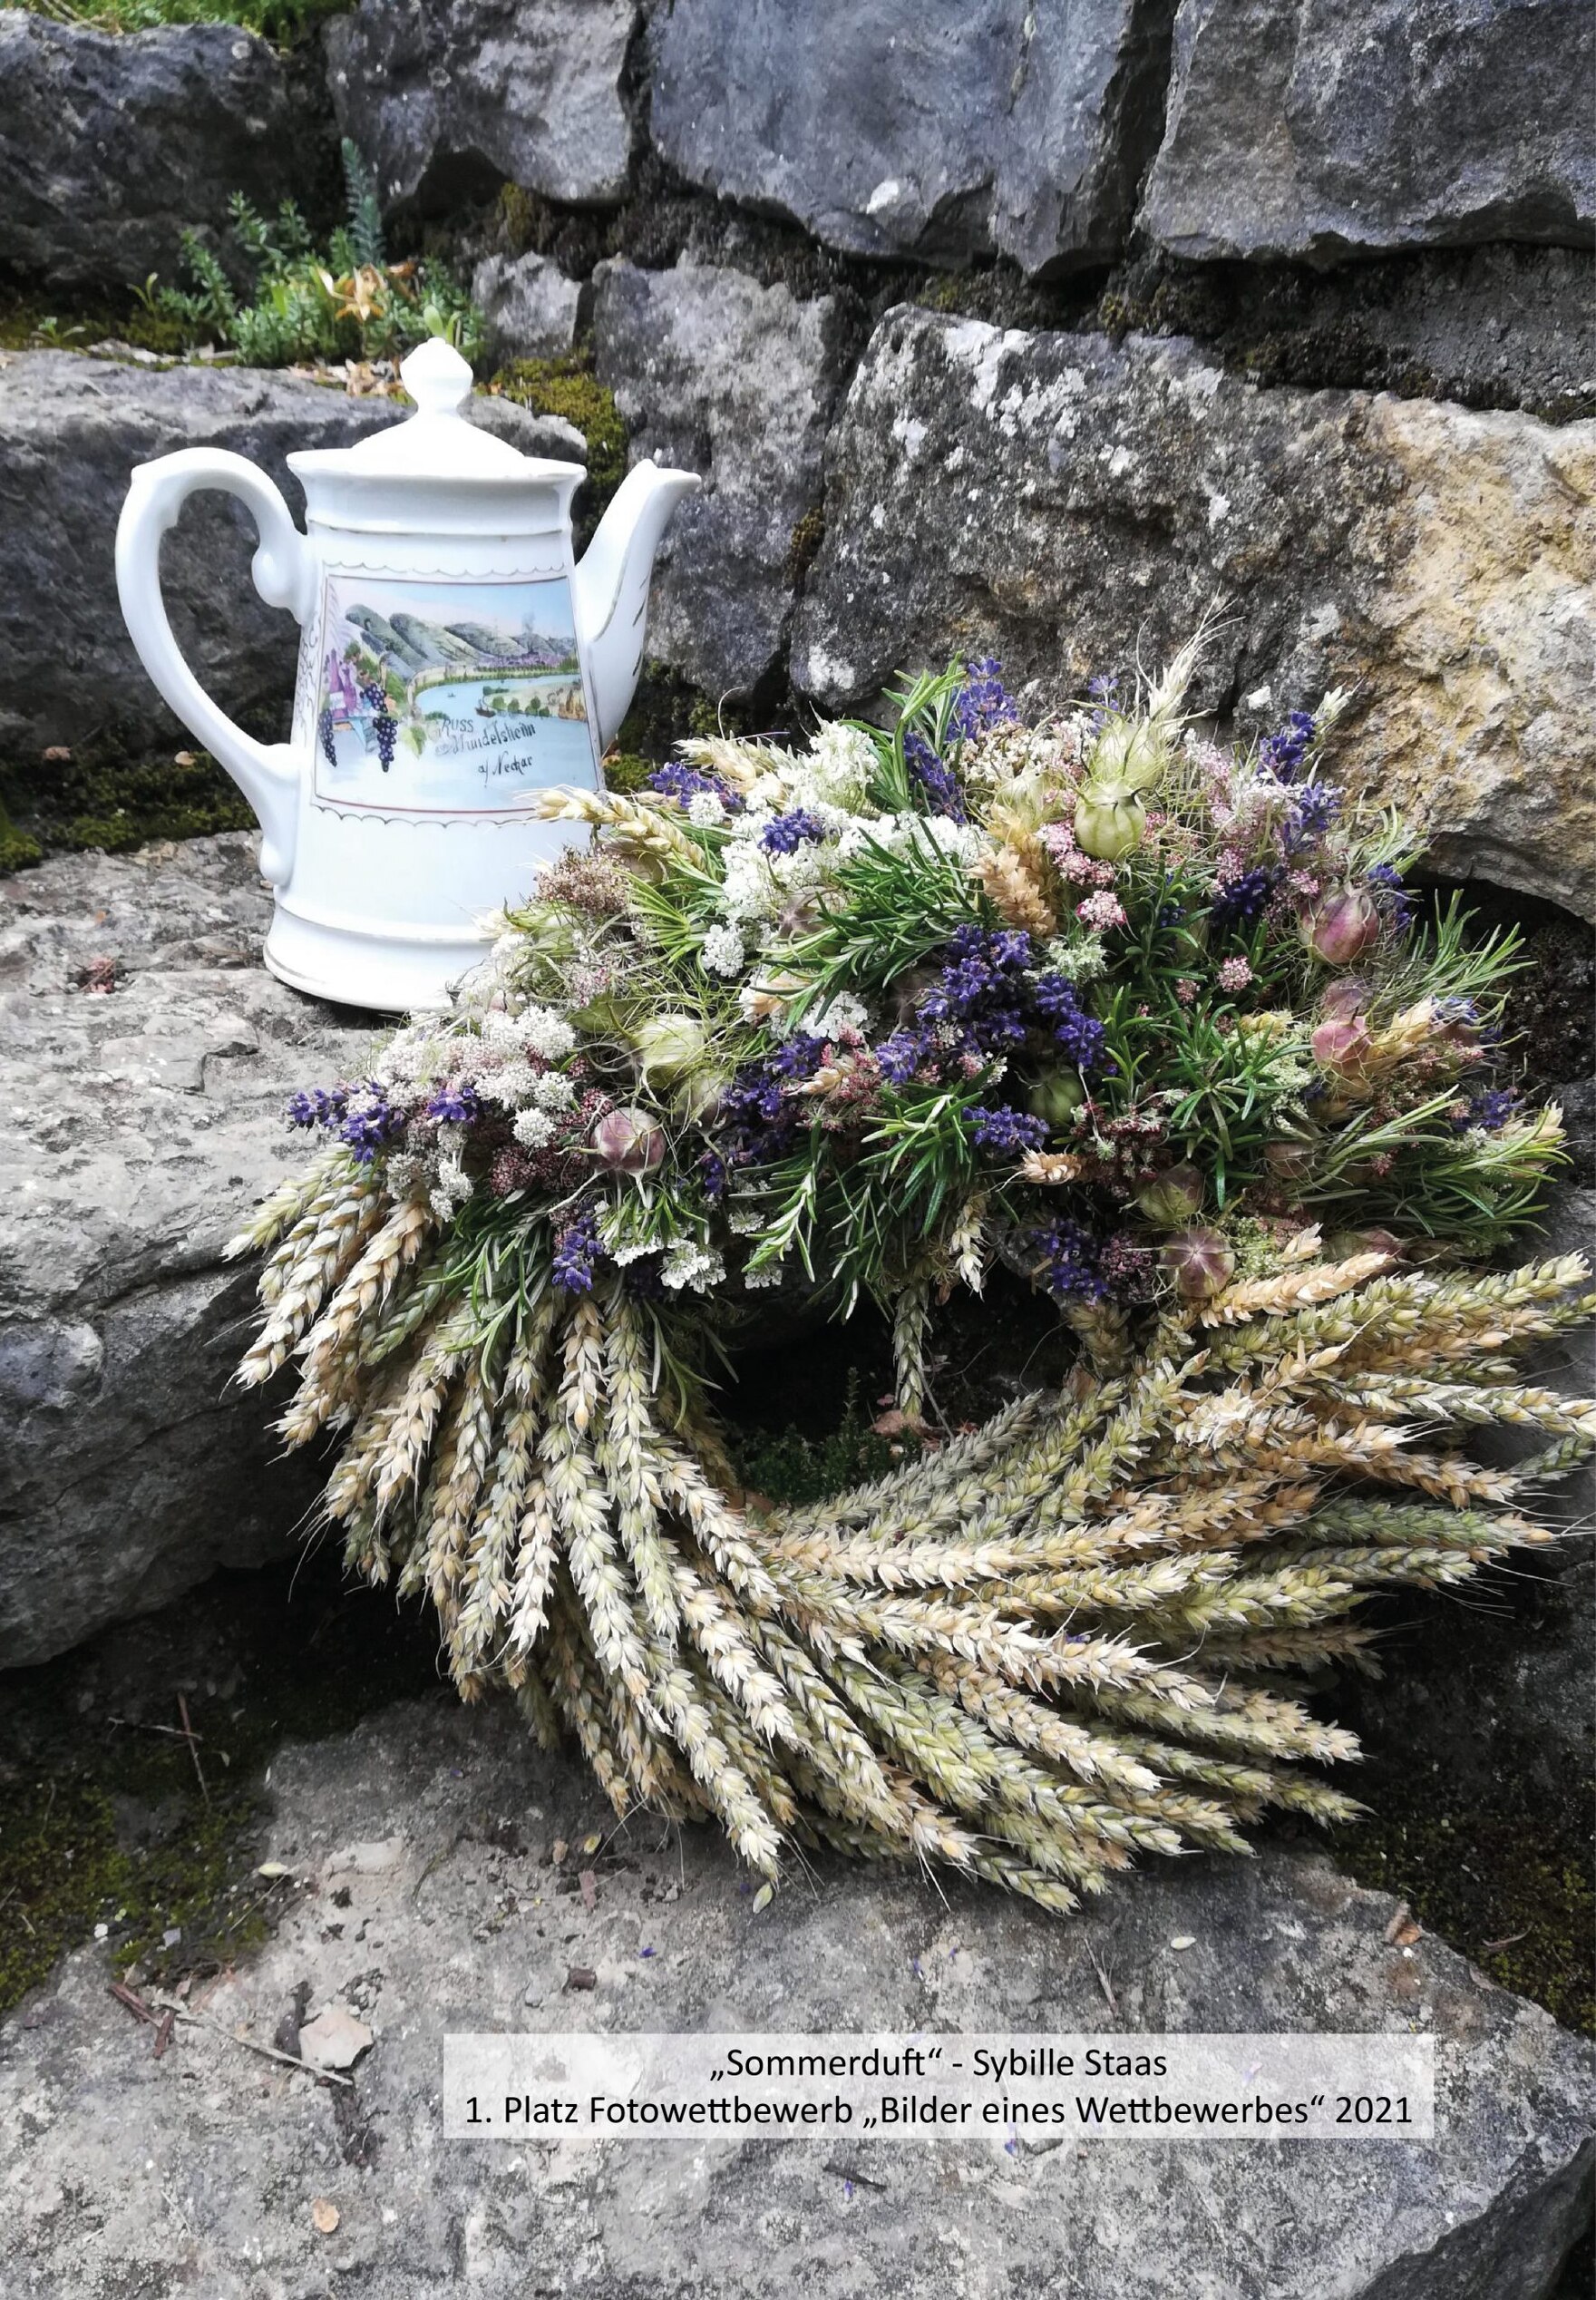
xmin=572 ymin=459 xmax=701 ymax=751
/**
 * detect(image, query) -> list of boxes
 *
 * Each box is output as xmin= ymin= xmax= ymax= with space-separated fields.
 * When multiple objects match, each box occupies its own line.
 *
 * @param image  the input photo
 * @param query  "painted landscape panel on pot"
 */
xmin=313 ymin=574 xmax=598 ymax=814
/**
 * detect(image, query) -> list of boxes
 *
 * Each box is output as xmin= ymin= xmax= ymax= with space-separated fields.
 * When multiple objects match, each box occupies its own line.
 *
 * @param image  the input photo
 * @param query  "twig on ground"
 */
xmin=151 ymin=1993 xmax=355 ymax=2088
xmin=109 ymin=1980 xmax=161 ymax=2028
xmin=176 ymin=1693 xmax=209 ymax=1805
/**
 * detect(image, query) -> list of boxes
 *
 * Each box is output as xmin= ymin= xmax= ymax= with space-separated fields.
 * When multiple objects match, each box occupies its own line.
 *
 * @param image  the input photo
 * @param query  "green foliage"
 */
xmin=341 ymin=137 xmax=386 ymax=273
xmin=786 ymin=825 xmax=991 ymax=1013
xmin=725 ymin=1371 xmax=910 ymax=1506
xmin=21 ymin=0 xmax=344 ymax=40
xmin=139 ymin=146 xmax=483 ymax=369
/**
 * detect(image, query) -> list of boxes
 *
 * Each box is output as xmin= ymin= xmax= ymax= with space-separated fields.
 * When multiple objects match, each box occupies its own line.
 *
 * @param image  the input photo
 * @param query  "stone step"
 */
xmin=1 ymin=1690 xmax=1589 ymax=2296
xmin=0 ymin=833 xmax=367 ymax=1667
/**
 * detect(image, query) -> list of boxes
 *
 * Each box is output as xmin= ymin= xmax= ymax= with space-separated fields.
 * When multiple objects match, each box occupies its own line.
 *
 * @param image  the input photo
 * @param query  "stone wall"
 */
xmin=0 ymin=0 xmax=1591 ymax=915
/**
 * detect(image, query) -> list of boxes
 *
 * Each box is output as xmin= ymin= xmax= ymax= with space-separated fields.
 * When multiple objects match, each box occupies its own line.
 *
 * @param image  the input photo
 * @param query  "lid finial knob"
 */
xmin=399 ymin=336 xmax=474 ymax=420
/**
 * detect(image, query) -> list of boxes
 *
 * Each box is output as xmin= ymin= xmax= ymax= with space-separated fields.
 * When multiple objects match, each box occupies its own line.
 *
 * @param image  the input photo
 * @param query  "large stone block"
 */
xmin=326 ymin=0 xmax=637 ymax=216
xmin=0 ymin=835 xmax=373 ymax=1668
xmin=792 ymin=309 xmax=1596 ymax=920
xmin=648 ymin=0 xmax=1178 ymax=277
xmin=3 ymin=1691 xmax=1591 ymax=2295
xmin=0 ymin=11 xmax=332 ymax=293
xmin=1142 ymin=0 xmax=1596 ymax=263
xmin=593 ymin=258 xmax=849 ymax=699
xmin=471 ymin=250 xmax=583 ymax=364
xmin=0 ymin=352 xmax=584 ymax=758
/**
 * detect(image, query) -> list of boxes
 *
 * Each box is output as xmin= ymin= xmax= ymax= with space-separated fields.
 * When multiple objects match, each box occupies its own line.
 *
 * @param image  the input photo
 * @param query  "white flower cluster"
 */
xmin=813 ymin=991 xmax=871 ymax=1039
xmin=700 ymin=922 xmax=746 ymax=977
xmin=660 ymin=1241 xmax=727 ymax=1294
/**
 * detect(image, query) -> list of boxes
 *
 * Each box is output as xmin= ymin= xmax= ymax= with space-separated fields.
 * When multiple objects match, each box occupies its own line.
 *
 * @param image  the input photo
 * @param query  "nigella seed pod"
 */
xmin=632 ymin=1012 xmax=708 ymax=1086
xmin=1310 ymin=1014 xmax=1372 ymax=1072
xmin=1305 ymin=887 xmax=1381 ymax=966
xmin=1027 ymin=1071 xmax=1086 ymax=1131
xmin=1161 ymin=1226 xmax=1237 ymax=1301
xmin=676 ymin=1068 xmax=730 ymax=1125
xmin=592 ymin=1105 xmax=666 ymax=1174
xmin=1073 ymin=791 xmax=1145 ymax=862
xmin=1135 ymin=1162 xmax=1206 ymax=1228
xmin=1319 ymin=975 xmax=1370 ymax=1021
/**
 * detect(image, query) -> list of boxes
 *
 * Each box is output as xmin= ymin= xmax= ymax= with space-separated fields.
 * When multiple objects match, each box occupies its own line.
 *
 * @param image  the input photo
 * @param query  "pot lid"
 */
xmin=287 ymin=338 xmax=587 ymax=490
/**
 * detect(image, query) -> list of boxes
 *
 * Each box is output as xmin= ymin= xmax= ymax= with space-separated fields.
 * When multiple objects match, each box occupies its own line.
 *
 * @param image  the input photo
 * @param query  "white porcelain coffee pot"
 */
xmin=115 ymin=338 xmax=698 ymax=1012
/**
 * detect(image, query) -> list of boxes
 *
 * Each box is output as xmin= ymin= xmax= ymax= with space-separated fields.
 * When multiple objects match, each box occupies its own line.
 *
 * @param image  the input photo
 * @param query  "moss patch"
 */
xmin=1330 ymin=1785 xmax=1594 ymax=2038
xmin=0 ymin=289 xmax=191 ymax=360
xmin=488 ymin=349 xmax=627 ymax=551
xmin=0 ymin=1551 xmax=443 ymax=2016
xmin=0 ymin=735 xmax=256 ymax=871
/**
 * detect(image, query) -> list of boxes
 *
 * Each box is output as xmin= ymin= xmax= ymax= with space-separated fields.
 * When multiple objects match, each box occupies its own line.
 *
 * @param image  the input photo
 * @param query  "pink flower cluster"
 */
xmin=1039 ymin=821 xmax=1117 ymax=889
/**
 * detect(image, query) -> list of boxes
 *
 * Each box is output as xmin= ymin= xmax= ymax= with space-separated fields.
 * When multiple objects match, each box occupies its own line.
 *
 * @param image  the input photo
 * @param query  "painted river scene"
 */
xmin=313 ymin=574 xmax=598 ymax=813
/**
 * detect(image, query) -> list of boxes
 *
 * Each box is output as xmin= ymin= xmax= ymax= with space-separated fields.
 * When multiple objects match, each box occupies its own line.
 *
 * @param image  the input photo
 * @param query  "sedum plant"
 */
xmin=140 ymin=141 xmax=483 ymax=371
xmin=229 ymin=643 xmax=1591 ymax=1912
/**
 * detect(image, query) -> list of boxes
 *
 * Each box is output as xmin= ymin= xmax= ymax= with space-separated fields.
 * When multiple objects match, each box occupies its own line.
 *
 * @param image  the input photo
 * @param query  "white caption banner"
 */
xmin=444 ymin=2032 xmax=1435 ymax=2141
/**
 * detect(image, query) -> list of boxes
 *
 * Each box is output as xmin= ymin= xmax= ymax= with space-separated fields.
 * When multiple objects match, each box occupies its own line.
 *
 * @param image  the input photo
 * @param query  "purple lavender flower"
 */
xmin=552 ymin=1203 xmax=603 ymax=1293
xmin=949 ymin=657 xmax=1018 ymax=743
xmin=1367 ymin=861 xmax=1416 ymax=928
xmin=1260 ymin=711 xmax=1316 ymax=782
xmin=1455 ymin=1087 xmax=1518 ymax=1132
xmin=875 ymin=1029 xmax=930 ymax=1087
xmin=904 ymin=730 xmax=968 ymax=823
xmin=760 ymin=809 xmax=827 ymax=855
xmin=966 ymin=1106 xmax=1049 ymax=1154
xmin=1031 ymin=973 xmax=1109 ymax=1071
xmin=648 ymin=762 xmax=744 ymax=814
xmin=716 ymin=1035 xmax=829 ymax=1167
xmin=337 ymin=1084 xmax=406 ymax=1165
xmin=1210 ymin=868 xmax=1278 ymax=929
xmin=1026 ymin=1217 xmax=1109 ymax=1303
xmin=426 ymin=1081 xmax=481 ymax=1126
xmin=287 ymin=1084 xmax=348 ymax=1130
xmin=876 ymin=927 xmax=1108 ymax=1086
xmin=1280 ymin=782 xmax=1341 ymax=855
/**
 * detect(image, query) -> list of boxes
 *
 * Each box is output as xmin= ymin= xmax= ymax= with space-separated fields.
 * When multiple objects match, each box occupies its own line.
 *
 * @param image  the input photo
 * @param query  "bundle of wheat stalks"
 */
xmin=232 ymin=1165 xmax=1593 ymax=1913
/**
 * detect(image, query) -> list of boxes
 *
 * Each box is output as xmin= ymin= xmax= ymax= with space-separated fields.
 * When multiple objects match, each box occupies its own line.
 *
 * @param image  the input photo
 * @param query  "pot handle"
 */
xmin=115 ymin=449 xmax=316 ymax=887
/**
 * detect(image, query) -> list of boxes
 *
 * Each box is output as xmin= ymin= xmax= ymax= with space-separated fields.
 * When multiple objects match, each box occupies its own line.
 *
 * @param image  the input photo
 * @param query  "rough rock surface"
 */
xmin=2 ymin=1691 xmax=1590 ymax=2297
xmin=0 ymin=11 xmax=330 ymax=292
xmin=1141 ymin=0 xmax=1596 ymax=263
xmin=471 ymin=249 xmax=583 ymax=363
xmin=649 ymin=0 xmax=1178 ymax=277
xmin=594 ymin=258 xmax=849 ymax=698
xmin=792 ymin=309 xmax=1596 ymax=920
xmin=0 ymin=351 xmax=586 ymax=757
xmin=1124 ymin=244 xmax=1596 ymax=424
xmin=326 ymin=0 xmax=637 ymax=216
xmin=0 ymin=835 xmax=370 ymax=1667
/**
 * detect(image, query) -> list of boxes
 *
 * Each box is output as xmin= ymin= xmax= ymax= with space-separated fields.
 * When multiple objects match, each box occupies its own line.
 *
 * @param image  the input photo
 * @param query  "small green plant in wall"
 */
xmin=139 ymin=141 xmax=484 ymax=372
xmin=24 ymin=0 xmax=345 ymax=44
